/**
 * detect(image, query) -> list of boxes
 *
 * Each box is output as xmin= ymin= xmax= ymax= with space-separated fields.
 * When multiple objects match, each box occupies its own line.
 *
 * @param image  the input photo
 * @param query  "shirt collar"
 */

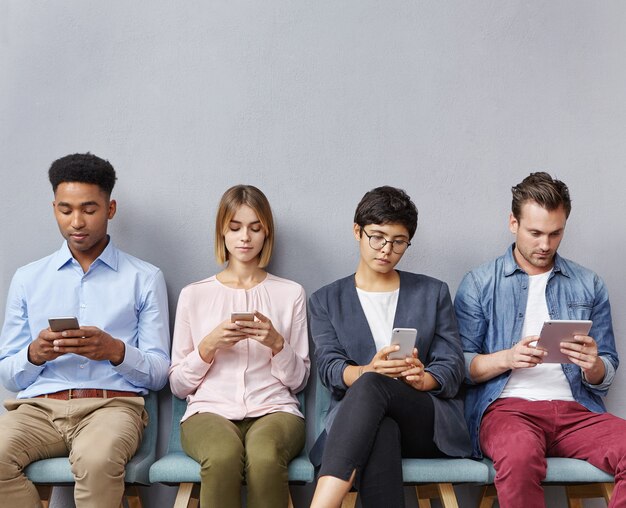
xmin=504 ymin=243 xmax=569 ymax=278
xmin=53 ymin=236 xmax=119 ymax=272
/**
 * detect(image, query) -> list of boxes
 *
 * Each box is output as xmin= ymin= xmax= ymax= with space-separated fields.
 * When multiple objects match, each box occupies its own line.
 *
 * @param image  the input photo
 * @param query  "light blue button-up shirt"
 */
xmin=0 ymin=239 xmax=171 ymax=398
xmin=454 ymin=244 xmax=618 ymax=457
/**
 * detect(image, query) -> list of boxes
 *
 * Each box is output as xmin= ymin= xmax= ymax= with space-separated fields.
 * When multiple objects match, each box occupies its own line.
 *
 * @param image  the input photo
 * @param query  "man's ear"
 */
xmin=508 ymin=212 xmax=519 ymax=235
xmin=108 ymin=199 xmax=117 ymax=220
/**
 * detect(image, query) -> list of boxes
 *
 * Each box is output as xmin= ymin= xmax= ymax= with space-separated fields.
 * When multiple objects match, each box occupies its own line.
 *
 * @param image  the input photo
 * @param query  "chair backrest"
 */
xmin=138 ymin=391 xmax=159 ymax=459
xmin=314 ymin=376 xmax=331 ymax=439
xmin=167 ymin=390 xmax=307 ymax=455
xmin=167 ymin=395 xmax=188 ymax=454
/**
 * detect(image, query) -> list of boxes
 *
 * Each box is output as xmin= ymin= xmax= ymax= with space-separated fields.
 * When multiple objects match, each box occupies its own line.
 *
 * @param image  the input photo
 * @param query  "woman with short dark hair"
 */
xmin=309 ymin=186 xmax=471 ymax=508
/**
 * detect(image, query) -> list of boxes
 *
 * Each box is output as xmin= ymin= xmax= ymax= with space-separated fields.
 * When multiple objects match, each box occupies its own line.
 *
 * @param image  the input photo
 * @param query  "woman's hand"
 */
xmin=400 ymin=348 xmax=440 ymax=392
xmin=234 ymin=311 xmax=285 ymax=355
xmin=198 ymin=319 xmax=248 ymax=363
xmin=364 ymin=345 xmax=414 ymax=378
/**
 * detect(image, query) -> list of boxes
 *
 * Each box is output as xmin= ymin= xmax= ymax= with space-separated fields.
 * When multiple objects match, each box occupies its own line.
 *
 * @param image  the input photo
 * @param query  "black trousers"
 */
xmin=319 ymin=372 xmax=442 ymax=508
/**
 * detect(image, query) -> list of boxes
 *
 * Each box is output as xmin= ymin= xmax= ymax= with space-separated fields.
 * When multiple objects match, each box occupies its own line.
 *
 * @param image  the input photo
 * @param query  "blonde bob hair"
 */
xmin=214 ymin=185 xmax=274 ymax=268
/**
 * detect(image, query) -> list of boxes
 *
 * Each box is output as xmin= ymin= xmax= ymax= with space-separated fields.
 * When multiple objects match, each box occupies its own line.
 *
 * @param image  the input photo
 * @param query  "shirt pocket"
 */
xmin=566 ymin=300 xmax=593 ymax=320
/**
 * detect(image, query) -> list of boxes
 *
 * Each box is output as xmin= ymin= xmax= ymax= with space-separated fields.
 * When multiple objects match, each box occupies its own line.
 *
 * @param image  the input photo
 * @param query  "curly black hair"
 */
xmin=48 ymin=153 xmax=117 ymax=196
xmin=354 ymin=186 xmax=418 ymax=240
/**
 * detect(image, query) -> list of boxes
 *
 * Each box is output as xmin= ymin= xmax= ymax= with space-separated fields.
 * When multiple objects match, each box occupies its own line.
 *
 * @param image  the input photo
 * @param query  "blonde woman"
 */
xmin=169 ymin=185 xmax=309 ymax=508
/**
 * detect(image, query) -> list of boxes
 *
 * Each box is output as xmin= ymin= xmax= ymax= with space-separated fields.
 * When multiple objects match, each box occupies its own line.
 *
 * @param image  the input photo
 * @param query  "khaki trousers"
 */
xmin=0 ymin=397 xmax=146 ymax=508
xmin=181 ymin=411 xmax=305 ymax=508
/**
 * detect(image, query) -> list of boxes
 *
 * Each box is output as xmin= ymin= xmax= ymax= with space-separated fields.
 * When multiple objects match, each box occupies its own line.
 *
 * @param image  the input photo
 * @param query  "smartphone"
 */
xmin=231 ymin=312 xmax=255 ymax=323
xmin=388 ymin=328 xmax=417 ymax=360
xmin=48 ymin=316 xmax=80 ymax=332
xmin=536 ymin=319 xmax=592 ymax=363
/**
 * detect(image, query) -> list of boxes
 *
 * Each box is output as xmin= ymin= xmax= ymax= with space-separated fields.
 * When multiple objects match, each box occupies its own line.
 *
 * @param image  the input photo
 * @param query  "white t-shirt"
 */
xmin=356 ymin=287 xmax=400 ymax=353
xmin=499 ymin=270 xmax=575 ymax=401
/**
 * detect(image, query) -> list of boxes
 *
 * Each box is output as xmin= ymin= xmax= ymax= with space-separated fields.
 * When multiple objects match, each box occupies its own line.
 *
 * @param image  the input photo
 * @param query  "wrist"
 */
xmin=109 ymin=339 xmax=126 ymax=366
xmin=27 ymin=344 xmax=45 ymax=366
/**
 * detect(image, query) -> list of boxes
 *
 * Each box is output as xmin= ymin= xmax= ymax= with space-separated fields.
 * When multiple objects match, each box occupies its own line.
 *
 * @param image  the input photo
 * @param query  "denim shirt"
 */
xmin=454 ymin=244 xmax=618 ymax=457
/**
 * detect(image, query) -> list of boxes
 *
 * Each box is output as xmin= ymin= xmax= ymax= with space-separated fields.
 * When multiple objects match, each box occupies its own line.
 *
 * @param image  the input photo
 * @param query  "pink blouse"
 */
xmin=169 ymin=273 xmax=310 ymax=422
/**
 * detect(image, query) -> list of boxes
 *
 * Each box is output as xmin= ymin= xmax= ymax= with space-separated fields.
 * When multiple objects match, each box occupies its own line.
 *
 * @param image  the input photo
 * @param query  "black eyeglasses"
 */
xmin=361 ymin=228 xmax=411 ymax=254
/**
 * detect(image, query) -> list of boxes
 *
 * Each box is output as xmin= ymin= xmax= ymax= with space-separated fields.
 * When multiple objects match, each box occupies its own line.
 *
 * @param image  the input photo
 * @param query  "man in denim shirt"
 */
xmin=455 ymin=172 xmax=626 ymax=508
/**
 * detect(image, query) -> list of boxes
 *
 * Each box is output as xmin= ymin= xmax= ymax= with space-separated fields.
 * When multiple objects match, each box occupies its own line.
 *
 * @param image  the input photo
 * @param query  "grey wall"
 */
xmin=2 ymin=2 xmax=625 ymax=507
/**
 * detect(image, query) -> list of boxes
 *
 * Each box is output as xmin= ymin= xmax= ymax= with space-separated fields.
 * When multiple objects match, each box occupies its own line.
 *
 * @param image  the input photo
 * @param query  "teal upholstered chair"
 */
xmin=314 ymin=377 xmax=489 ymax=508
xmin=24 ymin=390 xmax=159 ymax=508
xmin=479 ymin=457 xmax=614 ymax=507
xmin=149 ymin=392 xmax=314 ymax=508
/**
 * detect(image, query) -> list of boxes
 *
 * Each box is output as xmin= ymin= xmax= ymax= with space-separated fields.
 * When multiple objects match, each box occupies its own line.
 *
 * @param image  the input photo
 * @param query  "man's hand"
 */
xmin=469 ymin=335 xmax=547 ymax=383
xmin=51 ymin=326 xmax=126 ymax=365
xmin=28 ymin=329 xmax=67 ymax=365
xmin=504 ymin=335 xmax=547 ymax=370
xmin=560 ymin=334 xmax=605 ymax=385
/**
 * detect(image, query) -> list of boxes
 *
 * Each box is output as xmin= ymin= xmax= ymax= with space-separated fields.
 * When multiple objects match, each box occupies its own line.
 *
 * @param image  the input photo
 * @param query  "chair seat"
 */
xmin=402 ymin=458 xmax=489 ymax=484
xmin=149 ymin=450 xmax=315 ymax=485
xmin=484 ymin=457 xmax=614 ymax=483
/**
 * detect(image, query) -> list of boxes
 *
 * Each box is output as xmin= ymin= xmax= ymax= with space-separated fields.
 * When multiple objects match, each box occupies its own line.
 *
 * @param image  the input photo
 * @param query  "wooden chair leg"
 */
xmin=478 ymin=485 xmax=497 ymax=508
xmin=600 ymin=482 xmax=614 ymax=503
xmin=124 ymin=485 xmax=143 ymax=508
xmin=566 ymin=482 xmax=614 ymax=507
xmin=174 ymin=483 xmax=198 ymax=508
xmin=436 ymin=483 xmax=459 ymax=508
xmin=416 ymin=484 xmax=437 ymax=507
xmin=341 ymin=491 xmax=358 ymax=508
xmin=415 ymin=483 xmax=459 ymax=508
xmin=36 ymin=485 xmax=52 ymax=508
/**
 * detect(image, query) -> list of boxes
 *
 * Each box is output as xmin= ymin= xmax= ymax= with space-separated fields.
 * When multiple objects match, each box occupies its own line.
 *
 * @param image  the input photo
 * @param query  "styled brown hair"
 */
xmin=511 ymin=172 xmax=571 ymax=220
xmin=214 ymin=185 xmax=274 ymax=267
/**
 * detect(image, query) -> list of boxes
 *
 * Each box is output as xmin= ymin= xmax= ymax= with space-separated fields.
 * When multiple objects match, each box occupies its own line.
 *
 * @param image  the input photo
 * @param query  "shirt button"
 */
xmin=518 ymin=313 xmax=523 ymax=318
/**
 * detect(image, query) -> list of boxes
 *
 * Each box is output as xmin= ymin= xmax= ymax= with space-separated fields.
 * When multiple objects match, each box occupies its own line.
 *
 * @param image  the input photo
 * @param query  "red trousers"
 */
xmin=480 ymin=398 xmax=626 ymax=508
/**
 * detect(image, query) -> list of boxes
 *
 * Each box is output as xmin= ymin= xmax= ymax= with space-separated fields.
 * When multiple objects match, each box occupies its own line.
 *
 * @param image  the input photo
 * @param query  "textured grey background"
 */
xmin=1 ymin=2 xmax=625 ymax=506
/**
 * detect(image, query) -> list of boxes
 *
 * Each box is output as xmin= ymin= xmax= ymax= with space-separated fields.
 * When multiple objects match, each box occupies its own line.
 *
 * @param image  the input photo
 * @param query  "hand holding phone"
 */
xmin=388 ymin=328 xmax=417 ymax=360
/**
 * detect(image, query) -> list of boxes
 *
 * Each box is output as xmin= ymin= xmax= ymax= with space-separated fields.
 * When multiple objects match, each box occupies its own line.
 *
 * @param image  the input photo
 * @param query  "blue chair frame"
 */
xmin=313 ymin=377 xmax=489 ymax=508
xmin=149 ymin=392 xmax=314 ymax=508
xmin=24 ymin=391 xmax=159 ymax=508
xmin=479 ymin=457 xmax=614 ymax=507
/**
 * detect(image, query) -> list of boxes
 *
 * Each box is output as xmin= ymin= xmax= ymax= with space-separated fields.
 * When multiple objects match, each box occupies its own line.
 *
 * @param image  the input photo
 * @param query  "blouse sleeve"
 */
xmin=168 ymin=287 xmax=213 ymax=399
xmin=270 ymin=285 xmax=310 ymax=392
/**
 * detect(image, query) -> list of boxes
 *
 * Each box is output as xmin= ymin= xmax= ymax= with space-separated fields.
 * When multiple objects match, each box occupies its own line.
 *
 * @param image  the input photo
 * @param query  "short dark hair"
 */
xmin=354 ymin=186 xmax=418 ymax=239
xmin=511 ymin=172 xmax=571 ymax=220
xmin=48 ymin=153 xmax=117 ymax=196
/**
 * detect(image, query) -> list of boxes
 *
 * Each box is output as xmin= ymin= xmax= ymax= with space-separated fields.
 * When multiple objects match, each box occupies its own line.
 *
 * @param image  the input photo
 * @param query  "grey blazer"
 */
xmin=309 ymin=270 xmax=471 ymax=459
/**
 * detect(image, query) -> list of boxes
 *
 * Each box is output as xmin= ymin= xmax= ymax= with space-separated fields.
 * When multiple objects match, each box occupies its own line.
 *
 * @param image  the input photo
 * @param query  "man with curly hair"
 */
xmin=0 ymin=153 xmax=171 ymax=508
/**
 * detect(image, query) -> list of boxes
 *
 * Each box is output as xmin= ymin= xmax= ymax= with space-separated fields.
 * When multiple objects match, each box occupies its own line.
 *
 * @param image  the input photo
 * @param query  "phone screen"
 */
xmin=48 ymin=317 xmax=80 ymax=332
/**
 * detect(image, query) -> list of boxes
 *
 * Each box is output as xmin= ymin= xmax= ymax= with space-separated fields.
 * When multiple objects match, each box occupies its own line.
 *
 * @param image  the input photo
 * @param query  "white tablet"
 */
xmin=536 ymin=320 xmax=592 ymax=363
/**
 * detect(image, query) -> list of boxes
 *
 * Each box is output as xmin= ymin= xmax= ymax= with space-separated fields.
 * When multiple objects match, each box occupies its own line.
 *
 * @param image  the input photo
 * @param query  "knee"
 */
xmin=200 ymin=445 xmax=245 ymax=476
xmin=70 ymin=445 xmax=126 ymax=480
xmin=0 ymin=441 xmax=27 ymax=481
xmin=493 ymin=448 xmax=546 ymax=482
xmin=246 ymin=443 xmax=286 ymax=473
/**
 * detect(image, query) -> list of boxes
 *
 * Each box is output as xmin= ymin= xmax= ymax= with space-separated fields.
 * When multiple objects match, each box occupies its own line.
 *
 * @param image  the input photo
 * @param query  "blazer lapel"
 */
xmin=341 ymin=275 xmax=377 ymax=364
